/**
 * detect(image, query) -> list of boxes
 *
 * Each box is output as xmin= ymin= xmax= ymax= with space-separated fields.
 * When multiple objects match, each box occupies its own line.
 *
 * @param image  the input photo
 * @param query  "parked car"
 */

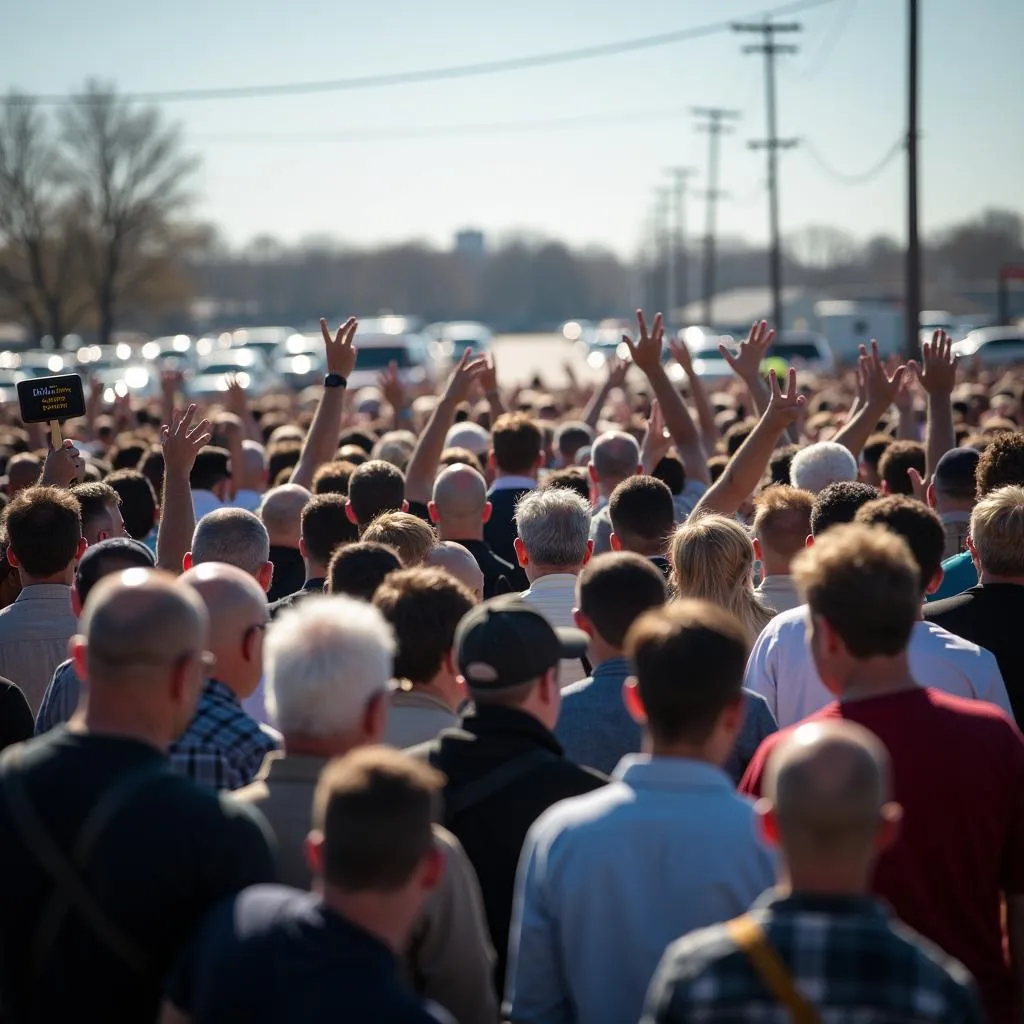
xmin=768 ymin=331 xmax=836 ymax=375
xmin=952 ymin=327 xmax=1024 ymax=366
xmin=189 ymin=350 xmax=281 ymax=398
xmin=141 ymin=335 xmax=196 ymax=369
xmin=229 ymin=326 xmax=297 ymax=363
xmin=348 ymin=327 xmax=437 ymax=392
xmin=430 ymin=321 xmax=494 ymax=366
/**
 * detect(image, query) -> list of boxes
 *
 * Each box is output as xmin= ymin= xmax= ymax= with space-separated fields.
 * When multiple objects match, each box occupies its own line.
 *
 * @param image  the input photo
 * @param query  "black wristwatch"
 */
xmin=324 ymin=373 xmax=347 ymax=389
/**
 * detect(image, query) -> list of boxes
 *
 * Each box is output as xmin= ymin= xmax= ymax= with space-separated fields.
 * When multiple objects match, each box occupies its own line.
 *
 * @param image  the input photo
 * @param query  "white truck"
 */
xmin=815 ymin=301 xmax=903 ymax=362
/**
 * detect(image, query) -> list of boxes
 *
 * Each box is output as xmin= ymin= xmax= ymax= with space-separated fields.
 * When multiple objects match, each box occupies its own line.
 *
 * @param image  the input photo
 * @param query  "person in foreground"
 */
xmin=740 ymin=525 xmax=1024 ymax=1024
xmin=642 ymin=720 xmax=983 ymax=1022
xmin=505 ymin=600 xmax=775 ymax=1024
xmin=161 ymin=747 xmax=455 ymax=1024
xmin=0 ymin=569 xmax=275 ymax=1024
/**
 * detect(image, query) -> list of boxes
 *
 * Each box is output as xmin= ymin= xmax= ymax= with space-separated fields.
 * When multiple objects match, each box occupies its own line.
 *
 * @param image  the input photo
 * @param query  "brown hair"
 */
xmin=609 ymin=476 xmax=676 ymax=556
xmin=878 ymin=440 xmax=926 ymax=496
xmin=348 ymin=460 xmax=406 ymax=527
xmin=373 ymin=567 xmax=475 ymax=684
xmin=752 ymin=486 xmax=814 ymax=561
xmin=793 ymin=523 xmax=920 ymax=658
xmin=312 ymin=460 xmax=357 ymax=496
xmin=976 ymin=432 xmax=1024 ymax=498
xmin=491 ymin=413 xmax=542 ymax=475
xmin=578 ymin=552 xmax=666 ymax=648
xmin=3 ymin=486 xmax=82 ymax=578
xmin=328 ymin=542 xmax=402 ymax=601
xmin=301 ymin=493 xmax=359 ymax=566
xmin=626 ymin=600 xmax=748 ymax=745
xmin=854 ymin=495 xmax=945 ymax=592
xmin=313 ymin=747 xmax=442 ymax=891
xmin=362 ymin=512 xmax=435 ymax=567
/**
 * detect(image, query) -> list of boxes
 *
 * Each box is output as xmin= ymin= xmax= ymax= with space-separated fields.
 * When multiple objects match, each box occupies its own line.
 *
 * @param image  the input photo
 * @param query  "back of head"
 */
xmin=765 ymin=719 xmax=892 ymax=862
xmin=554 ymin=421 xmax=594 ymax=465
xmin=72 ymin=481 xmax=122 ymax=541
xmin=514 ymin=487 xmax=591 ymax=569
xmin=969 ymin=484 xmax=1024 ymax=577
xmin=257 ymin=484 xmax=312 ymax=547
xmin=855 ymin=495 xmax=944 ymax=592
xmin=933 ymin=447 xmax=980 ymax=504
xmin=373 ymin=567 xmax=475 ymax=684
xmin=809 ymin=480 xmax=878 ymax=538
xmin=790 ymin=441 xmax=858 ymax=495
xmin=626 ymin=599 xmax=749 ymax=746
xmin=542 ymin=467 xmax=591 ymax=503
xmin=444 ymin=422 xmax=491 ymax=459
xmin=609 ymin=475 xmax=675 ymax=555
xmin=425 ymin=542 xmax=484 ymax=600
xmin=724 ymin=418 xmax=757 ymax=457
xmin=266 ymin=595 xmax=395 ymax=736
xmin=4 ymin=485 xmax=82 ymax=578
xmin=313 ymin=747 xmax=442 ymax=892
xmin=768 ymin=444 xmax=800 ymax=487
xmin=432 ymin=463 xmax=488 ymax=523
xmin=861 ymin=434 xmax=894 ymax=486
xmin=105 ymin=470 xmax=158 ymax=540
xmin=301 ymin=493 xmax=359 ymax=567
xmin=312 ymin=460 xmax=356 ymax=496
xmin=652 ymin=454 xmax=685 ymax=496
xmin=348 ymin=460 xmax=406 ymax=527
xmin=6 ymin=453 xmax=42 ymax=497
xmin=190 ymin=446 xmax=231 ymax=492
xmin=752 ymin=485 xmax=814 ymax=563
xmin=179 ymin=561 xmax=269 ymax=640
xmin=190 ymin=507 xmax=270 ymax=576
xmin=240 ymin=440 xmax=268 ymax=491
xmin=577 ymin=552 xmax=667 ymax=648
xmin=267 ymin=441 xmax=302 ymax=485
xmin=976 ymin=431 xmax=1024 ymax=498
xmin=362 ymin=512 xmax=435 ymax=567
xmin=491 ymin=413 xmax=542 ymax=475
xmin=372 ymin=431 xmax=416 ymax=472
xmin=878 ymin=440 xmax=926 ymax=496
xmin=328 ymin=542 xmax=402 ymax=601
xmin=75 ymin=537 xmax=156 ymax=606
xmin=793 ymin=523 xmax=920 ymax=659
xmin=591 ymin=430 xmax=641 ymax=486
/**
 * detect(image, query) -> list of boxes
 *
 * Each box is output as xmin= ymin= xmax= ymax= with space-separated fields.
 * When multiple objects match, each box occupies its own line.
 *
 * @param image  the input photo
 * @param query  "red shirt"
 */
xmin=739 ymin=687 xmax=1024 ymax=1024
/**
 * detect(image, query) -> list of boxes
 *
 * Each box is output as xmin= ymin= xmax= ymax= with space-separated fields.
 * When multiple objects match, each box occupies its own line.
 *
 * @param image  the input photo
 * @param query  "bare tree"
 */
xmin=59 ymin=81 xmax=199 ymax=344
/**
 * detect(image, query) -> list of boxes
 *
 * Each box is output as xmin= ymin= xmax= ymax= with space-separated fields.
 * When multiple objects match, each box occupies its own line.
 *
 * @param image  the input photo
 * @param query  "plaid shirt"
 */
xmin=642 ymin=890 xmax=984 ymax=1024
xmin=170 ymin=679 xmax=278 ymax=791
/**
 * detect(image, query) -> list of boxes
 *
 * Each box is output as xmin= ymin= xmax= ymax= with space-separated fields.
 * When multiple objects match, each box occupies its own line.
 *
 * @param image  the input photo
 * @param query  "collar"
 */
xmin=757 ymin=574 xmax=796 ymax=592
xmin=461 ymin=705 xmax=564 ymax=754
xmin=525 ymin=573 xmax=579 ymax=592
xmin=13 ymin=584 xmax=72 ymax=602
xmin=302 ymin=577 xmax=326 ymax=593
xmin=204 ymin=678 xmax=242 ymax=707
xmin=940 ymin=509 xmax=972 ymax=524
xmin=613 ymin=754 xmax=733 ymax=792
xmin=593 ymin=496 xmax=609 ymax=511
xmin=753 ymin=888 xmax=889 ymax=920
xmin=592 ymin=656 xmax=630 ymax=681
xmin=259 ymin=751 xmax=327 ymax=783
xmin=269 ymin=544 xmax=302 ymax=561
xmin=391 ymin=685 xmax=456 ymax=714
xmin=490 ymin=476 xmax=536 ymax=492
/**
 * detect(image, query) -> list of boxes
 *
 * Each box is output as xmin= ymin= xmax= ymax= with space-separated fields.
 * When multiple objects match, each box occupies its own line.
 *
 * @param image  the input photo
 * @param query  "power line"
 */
xmin=801 ymin=136 xmax=903 ymax=184
xmin=6 ymin=0 xmax=840 ymax=107
xmin=795 ymin=0 xmax=858 ymax=79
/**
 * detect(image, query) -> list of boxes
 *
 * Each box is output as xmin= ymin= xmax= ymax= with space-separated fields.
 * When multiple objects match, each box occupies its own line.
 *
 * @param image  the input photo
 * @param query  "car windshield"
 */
xmin=354 ymin=347 xmax=414 ymax=369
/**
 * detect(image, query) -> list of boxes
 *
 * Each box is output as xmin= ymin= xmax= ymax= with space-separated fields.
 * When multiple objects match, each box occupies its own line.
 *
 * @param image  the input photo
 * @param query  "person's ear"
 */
xmin=419 ymin=842 xmax=445 ymax=893
xmin=6 ymin=548 xmax=18 ymax=569
xmin=719 ymin=693 xmax=745 ymax=736
xmin=482 ymin=501 xmax=493 ymax=525
xmin=925 ymin=566 xmax=944 ymax=596
xmin=71 ymin=588 xmax=83 ymax=617
xmin=76 ymin=537 xmax=88 ymax=561
xmin=878 ymin=801 xmax=903 ymax=852
xmin=926 ymin=482 xmax=937 ymax=509
xmin=298 ymin=537 xmax=307 ymax=559
xmin=587 ymin=463 xmax=598 ymax=485
xmin=487 ymin=451 xmax=496 ymax=474
xmin=443 ymin=648 xmax=461 ymax=685
xmin=303 ymin=830 xmax=325 ymax=877
xmin=752 ymin=537 xmax=764 ymax=563
xmin=364 ymin=690 xmax=388 ymax=744
xmin=804 ymin=534 xmax=814 ymax=549
xmin=966 ymin=535 xmax=982 ymax=575
xmin=401 ymin=499 xmax=409 ymax=512
xmin=513 ymin=537 xmax=528 ymax=568
xmin=582 ymin=539 xmax=594 ymax=565
xmin=573 ymin=607 xmax=595 ymax=638
xmin=153 ymin=506 xmax=161 ymax=527
xmin=427 ymin=501 xmax=440 ymax=525
xmin=610 ymin=532 xmax=622 ymax=552
xmin=97 ymin=529 xmax=110 ymax=544
xmin=182 ymin=551 xmax=193 ymax=572
xmin=346 ymin=502 xmax=358 ymax=525
xmin=881 ymin=480 xmax=891 ymax=496
xmin=70 ymin=635 xmax=88 ymax=682
xmin=623 ymin=677 xmax=647 ymax=724
xmin=258 ymin=562 xmax=274 ymax=594
xmin=535 ymin=451 xmax=546 ymax=470
xmin=754 ymin=799 xmax=781 ymax=849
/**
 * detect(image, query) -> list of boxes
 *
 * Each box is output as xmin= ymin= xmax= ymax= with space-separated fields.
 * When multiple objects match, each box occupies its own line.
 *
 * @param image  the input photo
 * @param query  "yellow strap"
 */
xmin=725 ymin=915 xmax=821 ymax=1024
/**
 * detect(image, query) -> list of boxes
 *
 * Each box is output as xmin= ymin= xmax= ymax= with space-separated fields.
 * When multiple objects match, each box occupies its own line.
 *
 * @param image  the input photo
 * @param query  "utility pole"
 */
xmin=666 ymin=167 xmax=697 ymax=330
xmin=734 ymin=18 xmax=800 ymax=335
xmin=693 ymin=108 xmax=740 ymax=326
xmin=657 ymin=185 xmax=674 ymax=328
xmin=904 ymin=0 xmax=921 ymax=357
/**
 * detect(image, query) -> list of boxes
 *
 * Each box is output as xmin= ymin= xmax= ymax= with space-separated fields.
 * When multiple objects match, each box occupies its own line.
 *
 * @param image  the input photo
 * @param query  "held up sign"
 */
xmin=17 ymin=374 xmax=86 ymax=425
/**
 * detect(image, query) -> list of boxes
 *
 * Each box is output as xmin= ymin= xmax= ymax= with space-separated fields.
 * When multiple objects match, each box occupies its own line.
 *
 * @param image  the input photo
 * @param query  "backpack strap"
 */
xmin=725 ymin=915 xmax=821 ymax=1024
xmin=440 ymin=748 xmax=555 ymax=819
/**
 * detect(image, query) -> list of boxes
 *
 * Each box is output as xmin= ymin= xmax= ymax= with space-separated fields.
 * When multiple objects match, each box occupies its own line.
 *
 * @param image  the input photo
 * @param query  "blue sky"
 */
xmin=4 ymin=0 xmax=1022 ymax=255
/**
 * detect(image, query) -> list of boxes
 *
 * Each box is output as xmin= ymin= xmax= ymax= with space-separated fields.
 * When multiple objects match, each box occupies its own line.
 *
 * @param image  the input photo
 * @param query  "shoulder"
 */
xmin=742 ymin=688 xmax=775 ymax=721
xmin=924 ymin=589 xmax=975 ymax=621
xmin=559 ymin=676 xmax=596 ymax=703
xmin=915 ymin=622 xmax=999 ymax=674
xmin=647 ymin=920 xmax=744 ymax=998
xmin=526 ymin=779 xmax=630 ymax=849
xmin=887 ymin=918 xmax=982 ymax=1008
xmin=750 ymin=605 xmax=806 ymax=652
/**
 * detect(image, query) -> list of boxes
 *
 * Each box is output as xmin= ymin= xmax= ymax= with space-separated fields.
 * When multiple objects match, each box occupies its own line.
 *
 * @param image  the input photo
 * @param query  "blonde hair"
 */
xmin=970 ymin=485 xmax=1024 ymax=577
xmin=670 ymin=515 xmax=774 ymax=642
xmin=361 ymin=512 xmax=436 ymax=567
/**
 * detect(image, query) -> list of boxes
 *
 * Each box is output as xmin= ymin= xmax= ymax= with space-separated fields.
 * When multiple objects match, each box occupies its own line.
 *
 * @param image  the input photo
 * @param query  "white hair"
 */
xmin=264 ymin=596 xmax=396 ymax=737
xmin=789 ymin=442 xmax=859 ymax=495
xmin=190 ymin=508 xmax=270 ymax=574
xmin=515 ymin=487 xmax=591 ymax=568
xmin=445 ymin=422 xmax=491 ymax=456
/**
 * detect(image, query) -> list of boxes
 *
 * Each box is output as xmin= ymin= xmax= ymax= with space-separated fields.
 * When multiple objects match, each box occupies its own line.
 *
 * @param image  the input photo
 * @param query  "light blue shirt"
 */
xmin=505 ymin=755 xmax=776 ymax=1024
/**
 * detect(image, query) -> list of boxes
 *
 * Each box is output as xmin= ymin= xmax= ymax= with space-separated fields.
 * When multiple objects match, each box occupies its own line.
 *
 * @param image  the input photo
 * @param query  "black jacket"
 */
xmin=269 ymin=577 xmax=326 ymax=619
xmin=483 ymin=487 xmax=532 ymax=568
xmin=410 ymin=707 xmax=607 ymax=994
xmin=453 ymin=538 xmax=528 ymax=598
xmin=266 ymin=545 xmax=306 ymax=604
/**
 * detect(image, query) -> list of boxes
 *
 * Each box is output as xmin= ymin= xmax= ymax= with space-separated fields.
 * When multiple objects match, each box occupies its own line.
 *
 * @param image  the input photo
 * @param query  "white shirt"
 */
xmin=521 ymin=573 xmax=587 ymax=688
xmin=192 ymin=489 xmax=222 ymax=522
xmin=231 ymin=488 xmax=263 ymax=513
xmin=745 ymin=604 xmax=1012 ymax=727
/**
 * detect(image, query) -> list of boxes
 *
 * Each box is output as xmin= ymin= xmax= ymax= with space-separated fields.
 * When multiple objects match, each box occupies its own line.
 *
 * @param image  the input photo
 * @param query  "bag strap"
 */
xmin=0 ymin=744 xmax=169 ymax=979
xmin=441 ymin=748 xmax=554 ymax=819
xmin=725 ymin=914 xmax=821 ymax=1024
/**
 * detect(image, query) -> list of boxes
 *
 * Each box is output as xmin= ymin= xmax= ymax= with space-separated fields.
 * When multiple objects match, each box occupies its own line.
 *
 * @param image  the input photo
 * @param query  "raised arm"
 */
xmin=378 ymin=360 xmax=412 ymax=432
xmin=289 ymin=317 xmax=357 ymax=490
xmin=833 ymin=341 xmax=907 ymax=459
xmin=691 ymin=368 xmax=806 ymax=520
xmin=404 ymin=349 xmax=488 ymax=504
xmin=639 ymin=399 xmax=672 ymax=474
xmin=720 ymin=321 xmax=774 ymax=417
xmin=624 ymin=310 xmax=710 ymax=486
xmin=477 ymin=354 xmax=506 ymax=419
xmin=156 ymin=404 xmax=212 ymax=574
xmin=911 ymin=330 xmax=958 ymax=479
xmin=669 ymin=336 xmax=719 ymax=455
xmin=225 ymin=373 xmax=265 ymax=444
xmin=581 ymin=355 xmax=628 ymax=432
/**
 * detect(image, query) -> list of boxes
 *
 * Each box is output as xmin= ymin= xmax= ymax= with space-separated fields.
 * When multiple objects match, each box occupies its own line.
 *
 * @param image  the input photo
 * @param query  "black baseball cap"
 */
xmin=455 ymin=595 xmax=588 ymax=690
xmin=75 ymin=537 xmax=156 ymax=604
xmin=934 ymin=448 xmax=980 ymax=498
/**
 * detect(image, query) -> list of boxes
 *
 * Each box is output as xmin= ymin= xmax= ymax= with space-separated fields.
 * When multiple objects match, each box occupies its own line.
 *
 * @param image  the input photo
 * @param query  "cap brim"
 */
xmin=554 ymin=627 xmax=590 ymax=661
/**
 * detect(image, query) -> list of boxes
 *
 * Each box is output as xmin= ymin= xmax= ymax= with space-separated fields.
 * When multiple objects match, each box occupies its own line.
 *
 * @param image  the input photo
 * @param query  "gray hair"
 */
xmin=265 ymin=595 xmax=396 ymax=736
xmin=515 ymin=487 xmax=592 ymax=568
xmin=190 ymin=507 xmax=270 ymax=575
xmin=790 ymin=442 xmax=858 ymax=495
xmin=591 ymin=431 xmax=641 ymax=483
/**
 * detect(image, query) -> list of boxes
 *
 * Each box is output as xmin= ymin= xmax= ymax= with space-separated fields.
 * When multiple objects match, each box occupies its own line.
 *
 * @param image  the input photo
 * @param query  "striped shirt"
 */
xmin=520 ymin=574 xmax=587 ymax=688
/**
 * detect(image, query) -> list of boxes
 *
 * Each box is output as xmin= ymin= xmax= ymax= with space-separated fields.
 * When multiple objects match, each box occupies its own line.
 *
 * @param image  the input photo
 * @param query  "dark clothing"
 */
xmin=926 ymin=582 xmax=1024 ymax=726
xmin=453 ymin=538 xmax=528 ymax=598
xmin=643 ymin=890 xmax=983 ymax=1023
xmin=269 ymin=577 xmax=326 ymax=619
xmin=0 ymin=729 xmax=275 ymax=1024
xmin=649 ymin=555 xmax=673 ymax=582
xmin=0 ymin=678 xmax=33 ymax=752
xmin=409 ymin=706 xmax=607 ymax=993
xmin=167 ymin=885 xmax=451 ymax=1023
xmin=266 ymin=544 xmax=305 ymax=603
xmin=484 ymin=487 xmax=532 ymax=567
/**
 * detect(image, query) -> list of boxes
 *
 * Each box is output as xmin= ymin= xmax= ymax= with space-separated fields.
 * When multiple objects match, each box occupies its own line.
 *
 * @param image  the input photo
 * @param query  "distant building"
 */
xmin=454 ymin=229 xmax=486 ymax=258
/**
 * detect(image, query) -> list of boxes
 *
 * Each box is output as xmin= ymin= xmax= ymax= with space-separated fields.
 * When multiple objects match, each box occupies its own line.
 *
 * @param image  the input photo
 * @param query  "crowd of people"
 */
xmin=0 ymin=308 xmax=1022 ymax=1021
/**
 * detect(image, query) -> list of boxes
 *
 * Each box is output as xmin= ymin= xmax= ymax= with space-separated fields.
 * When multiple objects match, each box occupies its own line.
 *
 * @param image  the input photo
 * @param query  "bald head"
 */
xmin=240 ymin=440 xmax=268 ymax=491
xmin=591 ymin=431 xmax=641 ymax=489
xmin=257 ymin=484 xmax=312 ymax=548
xmin=426 ymin=542 xmax=484 ymax=602
xmin=432 ymin=463 xmax=488 ymax=521
xmin=766 ymin=721 xmax=894 ymax=856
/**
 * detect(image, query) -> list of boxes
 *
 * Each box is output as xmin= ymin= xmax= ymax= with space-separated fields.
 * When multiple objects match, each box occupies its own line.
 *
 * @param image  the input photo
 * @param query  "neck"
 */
xmin=319 ymin=883 xmax=413 ymax=955
xmin=19 ymin=571 xmax=71 ymax=587
xmin=210 ymin=671 xmax=248 ymax=701
xmin=589 ymin=637 xmax=624 ymax=666
xmin=269 ymin=537 xmax=299 ymax=551
xmin=776 ymin=858 xmax=873 ymax=897
xmin=980 ymin=570 xmax=1024 ymax=586
xmin=836 ymin=651 xmax=918 ymax=703
xmin=304 ymin=561 xmax=328 ymax=581
xmin=436 ymin=518 xmax=484 ymax=542
xmin=935 ymin=496 xmax=973 ymax=515
xmin=78 ymin=700 xmax=173 ymax=753
xmin=760 ymin=561 xmax=792 ymax=579
xmin=495 ymin=468 xmax=536 ymax=482
xmin=413 ymin=675 xmax=461 ymax=711
xmin=525 ymin=563 xmax=579 ymax=583
xmin=648 ymin=737 xmax=718 ymax=763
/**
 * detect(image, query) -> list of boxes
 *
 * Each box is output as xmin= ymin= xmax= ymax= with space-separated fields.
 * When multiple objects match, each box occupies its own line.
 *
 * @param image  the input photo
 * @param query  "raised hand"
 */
xmin=910 ymin=329 xmax=958 ymax=396
xmin=669 ymin=335 xmax=695 ymax=376
xmin=890 ymin=356 xmax=916 ymax=415
xmin=443 ymin=347 xmax=489 ymax=405
xmin=720 ymin=320 xmax=775 ymax=384
xmin=640 ymin=398 xmax=671 ymax=471
xmin=378 ymin=360 xmax=408 ymax=411
xmin=161 ymin=404 xmax=212 ymax=477
xmin=478 ymin=354 xmax=500 ymax=396
xmin=623 ymin=310 xmax=665 ymax=375
xmin=319 ymin=316 xmax=358 ymax=378
xmin=40 ymin=438 xmax=84 ymax=488
xmin=161 ymin=367 xmax=184 ymax=399
xmin=861 ymin=340 xmax=908 ymax=409
xmin=906 ymin=466 xmax=930 ymax=504
xmin=224 ymin=373 xmax=250 ymax=417
xmin=766 ymin=367 xmax=806 ymax=428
